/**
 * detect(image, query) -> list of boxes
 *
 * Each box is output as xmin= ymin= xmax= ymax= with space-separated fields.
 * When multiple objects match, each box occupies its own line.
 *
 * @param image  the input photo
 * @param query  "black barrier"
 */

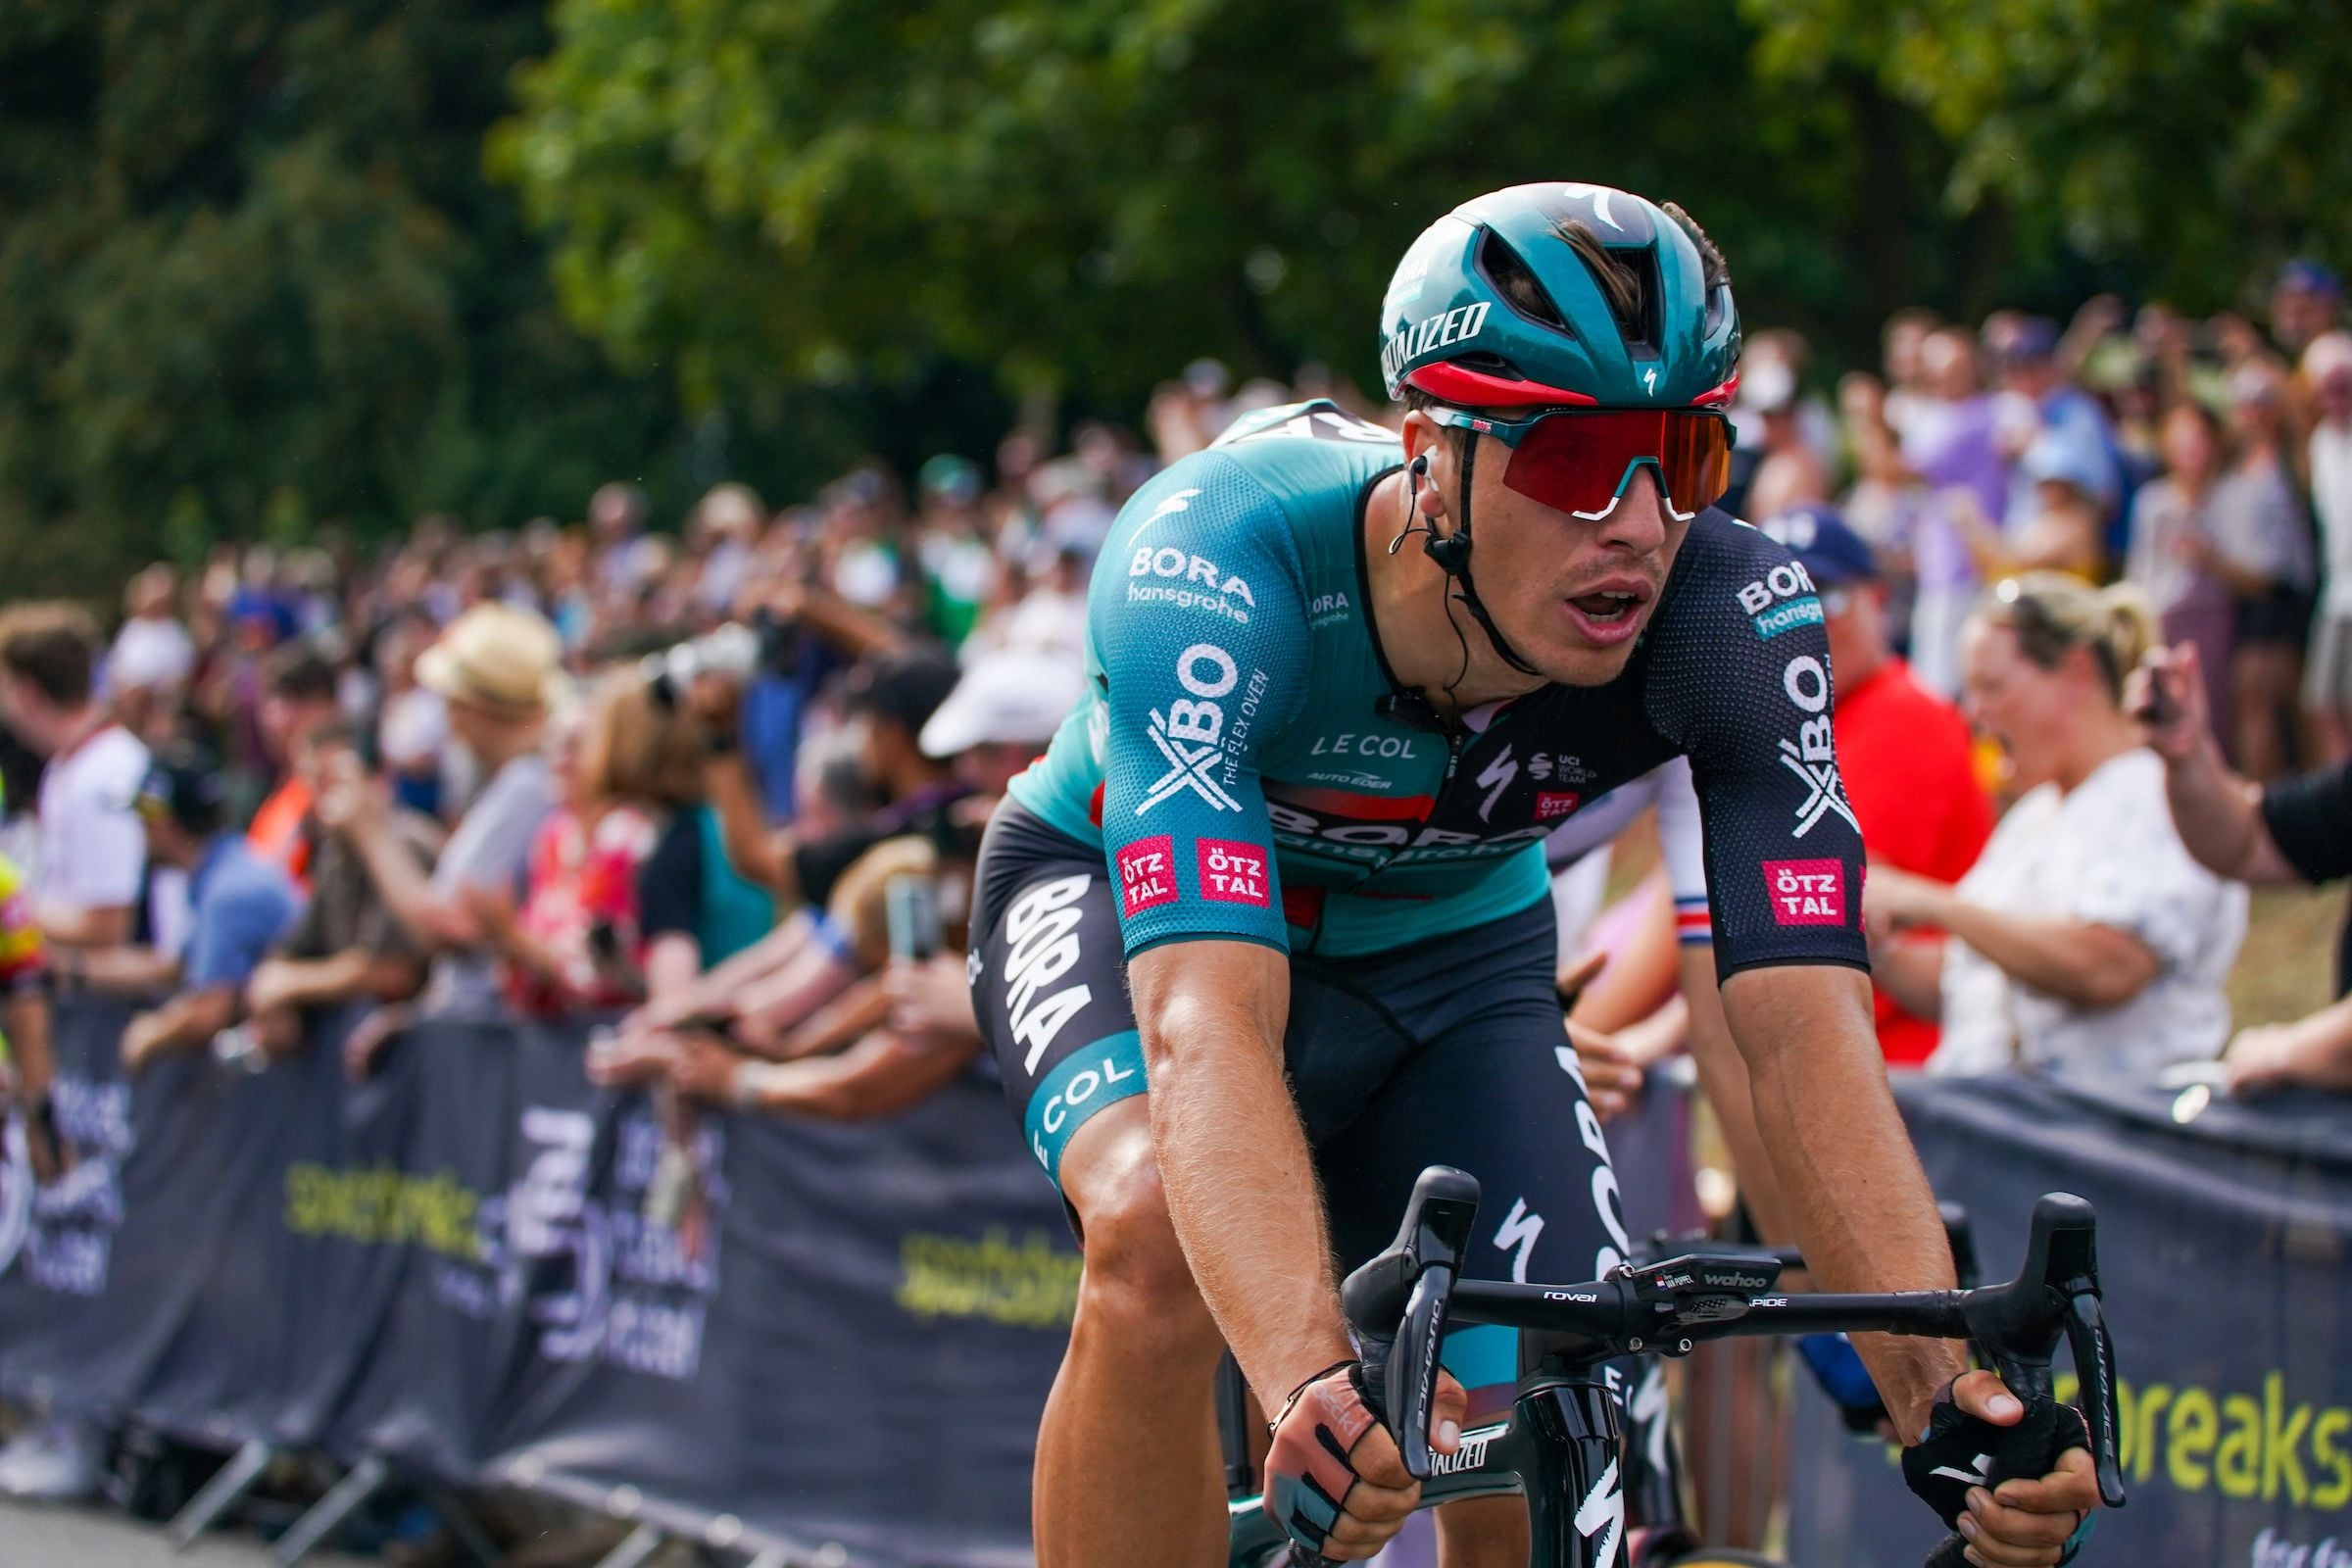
xmin=0 ymin=999 xmax=1077 ymax=1567
xmin=1787 ymin=1071 xmax=2352 ymax=1568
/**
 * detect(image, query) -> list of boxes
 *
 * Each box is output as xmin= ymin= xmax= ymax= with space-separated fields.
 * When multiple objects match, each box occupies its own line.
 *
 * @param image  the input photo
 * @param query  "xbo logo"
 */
xmin=1139 ymin=645 xmax=1243 ymax=814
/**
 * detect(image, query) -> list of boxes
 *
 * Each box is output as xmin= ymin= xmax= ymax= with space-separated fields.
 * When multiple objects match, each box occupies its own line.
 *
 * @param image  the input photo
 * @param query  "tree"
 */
xmin=495 ymin=0 xmax=1990 ymax=416
xmin=1742 ymin=0 xmax=2352 ymax=312
xmin=0 ymin=0 xmax=695 ymax=596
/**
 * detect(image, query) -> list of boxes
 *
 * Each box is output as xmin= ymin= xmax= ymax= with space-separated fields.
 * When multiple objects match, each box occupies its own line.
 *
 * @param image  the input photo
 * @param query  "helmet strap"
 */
xmin=1423 ymin=431 xmax=1544 ymax=680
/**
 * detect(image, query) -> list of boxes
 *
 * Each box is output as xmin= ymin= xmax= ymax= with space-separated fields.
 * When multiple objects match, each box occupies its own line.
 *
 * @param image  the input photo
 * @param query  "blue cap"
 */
xmin=2277 ymin=260 xmax=2342 ymax=300
xmin=1760 ymin=505 xmax=1878 ymax=587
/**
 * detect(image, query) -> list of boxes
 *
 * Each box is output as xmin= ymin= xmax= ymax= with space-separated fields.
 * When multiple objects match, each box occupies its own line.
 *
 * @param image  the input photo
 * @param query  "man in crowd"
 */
xmin=2135 ymin=643 xmax=2352 ymax=1092
xmin=244 ymin=721 xmax=437 ymax=1058
xmin=321 ymin=603 xmax=558 ymax=1037
xmin=115 ymin=750 xmax=303 ymax=1073
xmin=1762 ymin=507 xmax=1993 ymax=1064
xmin=1994 ymin=316 xmax=2126 ymax=548
xmin=245 ymin=646 xmax=343 ymax=886
xmin=0 ymin=604 xmax=151 ymax=949
xmin=709 ymin=648 xmax=964 ymax=911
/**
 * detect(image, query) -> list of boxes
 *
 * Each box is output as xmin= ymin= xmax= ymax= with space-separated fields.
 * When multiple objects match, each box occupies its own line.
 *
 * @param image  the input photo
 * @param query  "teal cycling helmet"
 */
xmin=1380 ymin=182 xmax=1740 ymax=411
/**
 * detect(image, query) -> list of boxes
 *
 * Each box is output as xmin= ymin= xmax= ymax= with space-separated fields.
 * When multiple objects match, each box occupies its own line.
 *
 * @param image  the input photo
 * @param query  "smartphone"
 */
xmin=886 ymin=874 xmax=942 ymax=962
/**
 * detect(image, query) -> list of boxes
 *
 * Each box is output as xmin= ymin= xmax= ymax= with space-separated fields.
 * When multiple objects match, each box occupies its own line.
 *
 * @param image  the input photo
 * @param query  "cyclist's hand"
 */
xmin=1906 ymin=1370 xmax=2098 ymax=1566
xmin=1263 ymin=1362 xmax=1465 ymax=1561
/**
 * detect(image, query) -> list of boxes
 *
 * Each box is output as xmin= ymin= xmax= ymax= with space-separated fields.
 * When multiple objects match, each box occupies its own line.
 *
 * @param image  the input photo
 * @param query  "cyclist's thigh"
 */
xmin=1311 ymin=903 xmax=1632 ymax=1413
xmin=969 ymin=805 xmax=1147 ymax=1199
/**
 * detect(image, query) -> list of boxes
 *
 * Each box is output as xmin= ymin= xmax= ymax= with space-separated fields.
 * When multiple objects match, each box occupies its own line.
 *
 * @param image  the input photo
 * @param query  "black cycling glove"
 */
xmin=1903 ymin=1382 xmax=2094 ymax=1563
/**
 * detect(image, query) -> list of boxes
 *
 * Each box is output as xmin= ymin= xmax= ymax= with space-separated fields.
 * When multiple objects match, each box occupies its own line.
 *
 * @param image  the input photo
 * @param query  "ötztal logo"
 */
xmin=1763 ymin=858 xmax=1846 ymax=925
xmin=1117 ymin=837 xmax=1178 ymax=917
xmin=1139 ymin=644 xmax=1244 ymax=814
xmin=1196 ymin=839 xmax=1269 ymax=906
xmin=1777 ymin=656 xmax=1860 ymax=838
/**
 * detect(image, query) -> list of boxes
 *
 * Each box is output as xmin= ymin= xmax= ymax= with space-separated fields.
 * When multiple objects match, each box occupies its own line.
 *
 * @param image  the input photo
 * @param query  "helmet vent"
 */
xmin=1477 ymin=229 xmax=1571 ymax=334
xmin=1586 ymin=242 xmax=1664 ymax=356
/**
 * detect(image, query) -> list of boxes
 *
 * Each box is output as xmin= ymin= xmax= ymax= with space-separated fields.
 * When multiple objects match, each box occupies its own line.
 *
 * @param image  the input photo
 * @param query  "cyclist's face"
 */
xmin=1436 ymin=427 xmax=1689 ymax=687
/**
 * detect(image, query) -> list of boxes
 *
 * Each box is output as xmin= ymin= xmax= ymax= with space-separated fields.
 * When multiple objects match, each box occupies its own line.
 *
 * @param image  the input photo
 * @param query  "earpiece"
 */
xmin=1422 ymin=529 xmax=1471 ymax=574
xmin=1410 ymin=454 xmax=1430 ymax=478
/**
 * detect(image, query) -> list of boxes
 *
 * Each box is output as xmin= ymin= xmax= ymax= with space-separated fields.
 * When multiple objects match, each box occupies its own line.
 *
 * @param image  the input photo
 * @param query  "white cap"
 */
xmin=919 ymin=649 xmax=1086 ymax=759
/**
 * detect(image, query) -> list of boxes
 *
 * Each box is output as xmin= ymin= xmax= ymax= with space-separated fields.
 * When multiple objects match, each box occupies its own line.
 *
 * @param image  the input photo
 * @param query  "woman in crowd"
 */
xmin=2207 ymin=365 xmax=2317 ymax=780
xmin=2126 ymin=401 xmax=2236 ymax=750
xmin=467 ymin=672 xmax=726 ymax=1015
xmin=1866 ymin=573 xmax=2247 ymax=1080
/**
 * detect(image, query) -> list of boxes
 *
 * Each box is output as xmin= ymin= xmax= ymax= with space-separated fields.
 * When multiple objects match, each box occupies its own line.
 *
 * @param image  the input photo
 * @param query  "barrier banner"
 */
xmin=0 ymin=1001 xmax=1078 ymax=1567
xmin=1786 ymin=1072 xmax=2352 ymax=1568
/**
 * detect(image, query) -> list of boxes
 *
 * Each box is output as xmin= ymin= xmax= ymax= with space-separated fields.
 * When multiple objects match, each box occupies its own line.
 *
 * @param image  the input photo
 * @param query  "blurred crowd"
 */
xmin=0 ymin=270 xmax=2351 ymax=1512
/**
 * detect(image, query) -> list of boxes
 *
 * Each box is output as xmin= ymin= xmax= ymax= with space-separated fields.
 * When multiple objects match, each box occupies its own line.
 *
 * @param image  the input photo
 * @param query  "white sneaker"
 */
xmin=0 ymin=1415 xmax=105 ymax=1499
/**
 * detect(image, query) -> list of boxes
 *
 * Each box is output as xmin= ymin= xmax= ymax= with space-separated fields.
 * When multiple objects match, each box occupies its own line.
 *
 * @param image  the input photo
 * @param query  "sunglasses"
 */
xmin=1425 ymin=406 xmax=1734 ymax=521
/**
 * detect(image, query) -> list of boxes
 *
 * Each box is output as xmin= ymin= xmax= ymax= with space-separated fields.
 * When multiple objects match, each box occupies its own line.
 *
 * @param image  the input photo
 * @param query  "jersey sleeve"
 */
xmin=1643 ymin=517 xmax=1870 ymax=979
xmin=1652 ymin=757 xmax=1713 ymax=948
xmin=1092 ymin=455 xmax=1309 ymax=956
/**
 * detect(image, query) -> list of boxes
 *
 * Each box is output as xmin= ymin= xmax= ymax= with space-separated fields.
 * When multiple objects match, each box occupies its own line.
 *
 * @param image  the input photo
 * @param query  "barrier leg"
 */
xmin=417 ymin=1482 xmax=500 ymax=1566
xmin=167 ymin=1438 xmax=275 ymax=1548
xmin=589 ymin=1522 xmax=668 ymax=1568
xmin=272 ymin=1453 xmax=390 ymax=1567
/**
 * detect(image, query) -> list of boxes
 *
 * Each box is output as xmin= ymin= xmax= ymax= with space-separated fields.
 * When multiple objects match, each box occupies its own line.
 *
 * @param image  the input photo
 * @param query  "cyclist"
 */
xmin=969 ymin=183 xmax=2099 ymax=1566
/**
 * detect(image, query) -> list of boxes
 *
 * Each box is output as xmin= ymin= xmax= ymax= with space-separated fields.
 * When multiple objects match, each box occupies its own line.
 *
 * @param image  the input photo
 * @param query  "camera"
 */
xmin=641 ymin=610 xmax=800 ymax=709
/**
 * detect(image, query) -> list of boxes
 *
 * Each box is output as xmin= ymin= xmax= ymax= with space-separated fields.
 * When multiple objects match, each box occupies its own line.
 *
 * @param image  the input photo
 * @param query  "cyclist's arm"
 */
xmin=1130 ymin=939 xmax=1348 ymax=1404
xmin=1720 ymin=962 xmax=1960 ymax=1438
xmin=1675 ymin=944 xmax=1797 ymax=1248
xmin=1093 ymin=455 xmax=1318 ymax=1405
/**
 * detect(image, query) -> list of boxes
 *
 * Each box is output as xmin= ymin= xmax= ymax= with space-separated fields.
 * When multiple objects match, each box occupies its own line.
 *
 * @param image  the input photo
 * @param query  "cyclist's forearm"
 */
xmin=1722 ymin=964 xmax=1962 ymax=1437
xmin=1675 ymin=947 xmax=1795 ymax=1247
xmin=1131 ymin=942 xmax=1347 ymax=1409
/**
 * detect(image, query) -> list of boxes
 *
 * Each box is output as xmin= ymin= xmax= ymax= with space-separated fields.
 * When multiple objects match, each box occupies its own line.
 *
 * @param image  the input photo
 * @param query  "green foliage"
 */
xmin=1742 ymin=0 xmax=2352 ymax=312
xmin=497 ymin=0 xmax=1991 ymax=415
xmin=0 ymin=0 xmax=693 ymax=596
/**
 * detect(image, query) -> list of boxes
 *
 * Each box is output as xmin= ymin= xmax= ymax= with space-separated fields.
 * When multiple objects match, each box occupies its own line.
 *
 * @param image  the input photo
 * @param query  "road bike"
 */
xmin=1225 ymin=1167 xmax=2126 ymax=1567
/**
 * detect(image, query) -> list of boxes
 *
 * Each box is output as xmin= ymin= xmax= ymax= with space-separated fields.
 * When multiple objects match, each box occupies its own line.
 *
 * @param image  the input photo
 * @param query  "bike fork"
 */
xmin=1516 ymin=1378 xmax=1628 ymax=1568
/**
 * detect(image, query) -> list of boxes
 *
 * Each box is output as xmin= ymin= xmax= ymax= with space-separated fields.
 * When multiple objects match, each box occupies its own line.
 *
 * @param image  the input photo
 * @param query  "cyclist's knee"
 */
xmin=1062 ymin=1108 xmax=1218 ymax=1353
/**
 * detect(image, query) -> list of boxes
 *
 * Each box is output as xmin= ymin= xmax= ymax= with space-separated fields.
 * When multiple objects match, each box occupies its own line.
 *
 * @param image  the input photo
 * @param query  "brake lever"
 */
xmin=1389 ymin=1261 xmax=1457 ymax=1481
xmin=1926 ymin=1196 xmax=2126 ymax=1568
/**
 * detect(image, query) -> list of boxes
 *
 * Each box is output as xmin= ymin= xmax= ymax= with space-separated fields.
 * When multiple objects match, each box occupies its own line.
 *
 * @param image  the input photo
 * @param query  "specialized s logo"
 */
xmin=1778 ymin=656 xmax=1860 ymax=838
xmin=1763 ymin=858 xmax=1846 ymax=925
xmin=1140 ymin=644 xmax=1244 ymax=814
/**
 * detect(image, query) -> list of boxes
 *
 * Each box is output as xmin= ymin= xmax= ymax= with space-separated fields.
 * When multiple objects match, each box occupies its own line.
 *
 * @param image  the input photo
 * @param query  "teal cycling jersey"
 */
xmin=1005 ymin=399 xmax=1870 ymax=970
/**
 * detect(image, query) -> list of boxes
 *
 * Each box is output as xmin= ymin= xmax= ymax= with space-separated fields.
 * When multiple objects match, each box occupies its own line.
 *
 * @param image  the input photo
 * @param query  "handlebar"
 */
xmin=1317 ymin=1166 xmax=2124 ymax=1568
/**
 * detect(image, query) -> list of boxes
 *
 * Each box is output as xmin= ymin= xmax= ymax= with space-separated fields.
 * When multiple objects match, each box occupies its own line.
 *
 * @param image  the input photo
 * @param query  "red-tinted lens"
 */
xmin=1500 ymin=411 xmax=1732 ymax=516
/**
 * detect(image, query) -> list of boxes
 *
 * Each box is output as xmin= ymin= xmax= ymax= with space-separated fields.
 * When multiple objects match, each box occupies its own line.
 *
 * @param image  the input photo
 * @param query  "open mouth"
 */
xmin=1568 ymin=588 xmax=1643 ymax=624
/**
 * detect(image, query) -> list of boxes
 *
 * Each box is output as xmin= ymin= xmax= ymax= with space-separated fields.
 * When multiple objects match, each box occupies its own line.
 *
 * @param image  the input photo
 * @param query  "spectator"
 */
xmin=1739 ymin=351 xmax=1833 ymax=523
xmin=1867 ymin=574 xmax=2246 ymax=1080
xmin=1901 ymin=326 xmax=2011 ymax=694
xmin=2210 ymin=365 xmax=2317 ymax=780
xmin=2126 ymin=401 xmax=2236 ymax=750
xmin=246 ymin=646 xmax=343 ymax=886
xmin=372 ymin=609 xmax=452 ymax=818
xmin=320 ymin=603 xmax=560 ymax=1031
xmin=116 ymin=750 xmax=302 ymax=1075
xmin=107 ymin=564 xmax=196 ymax=747
xmin=468 ymin=672 xmax=728 ymax=1016
xmin=1762 ymin=508 xmax=1993 ymax=1065
xmin=2133 ymin=642 xmax=2352 ymax=1092
xmin=710 ymin=649 xmax=965 ymax=910
xmin=2308 ymin=332 xmax=2352 ymax=762
xmin=243 ymin=721 xmax=437 ymax=1059
xmin=0 ymin=604 xmax=150 ymax=948
xmin=0 ymin=848 xmax=56 ymax=1181
xmin=1991 ymin=316 xmax=2125 ymax=541
xmin=2271 ymin=260 xmax=2343 ymax=362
